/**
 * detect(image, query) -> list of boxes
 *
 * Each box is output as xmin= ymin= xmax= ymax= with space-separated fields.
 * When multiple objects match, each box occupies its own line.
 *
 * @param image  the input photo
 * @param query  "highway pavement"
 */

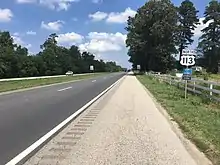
xmin=0 ymin=72 xmax=124 ymax=165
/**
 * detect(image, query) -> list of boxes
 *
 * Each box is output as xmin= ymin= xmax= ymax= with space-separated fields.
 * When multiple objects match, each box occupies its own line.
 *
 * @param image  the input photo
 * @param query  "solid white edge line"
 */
xmin=57 ymin=87 xmax=72 ymax=92
xmin=5 ymin=75 xmax=125 ymax=165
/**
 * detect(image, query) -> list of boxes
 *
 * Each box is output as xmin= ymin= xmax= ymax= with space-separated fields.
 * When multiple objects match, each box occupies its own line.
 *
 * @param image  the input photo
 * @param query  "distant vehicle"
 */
xmin=65 ymin=71 xmax=73 ymax=76
xmin=192 ymin=66 xmax=203 ymax=72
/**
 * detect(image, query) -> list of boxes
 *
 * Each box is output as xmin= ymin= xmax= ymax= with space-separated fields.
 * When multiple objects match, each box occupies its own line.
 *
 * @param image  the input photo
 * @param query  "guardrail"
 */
xmin=0 ymin=73 xmax=91 ymax=82
xmin=148 ymin=73 xmax=220 ymax=102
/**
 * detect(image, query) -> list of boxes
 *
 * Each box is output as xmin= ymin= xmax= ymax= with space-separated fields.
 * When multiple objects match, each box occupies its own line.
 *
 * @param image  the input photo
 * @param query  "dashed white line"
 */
xmin=5 ymin=76 xmax=124 ymax=165
xmin=92 ymin=80 xmax=96 ymax=82
xmin=57 ymin=87 xmax=72 ymax=92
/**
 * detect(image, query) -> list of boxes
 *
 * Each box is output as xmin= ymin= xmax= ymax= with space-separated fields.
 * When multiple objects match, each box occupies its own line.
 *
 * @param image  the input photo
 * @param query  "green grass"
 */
xmin=209 ymin=74 xmax=220 ymax=82
xmin=0 ymin=73 xmax=106 ymax=93
xmin=137 ymin=75 xmax=220 ymax=165
xmin=194 ymin=73 xmax=220 ymax=82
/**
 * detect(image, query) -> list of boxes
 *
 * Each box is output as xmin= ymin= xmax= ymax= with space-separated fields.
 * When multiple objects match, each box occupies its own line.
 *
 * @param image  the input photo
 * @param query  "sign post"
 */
xmin=90 ymin=65 xmax=94 ymax=73
xmin=137 ymin=65 xmax=141 ymax=74
xmin=180 ymin=50 xmax=196 ymax=99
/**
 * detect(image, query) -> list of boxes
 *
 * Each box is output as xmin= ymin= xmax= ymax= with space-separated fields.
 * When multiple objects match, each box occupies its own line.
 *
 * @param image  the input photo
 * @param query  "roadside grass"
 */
xmin=210 ymin=74 xmax=220 ymax=82
xmin=0 ymin=73 xmax=105 ymax=93
xmin=194 ymin=73 xmax=220 ymax=82
xmin=137 ymin=75 xmax=220 ymax=165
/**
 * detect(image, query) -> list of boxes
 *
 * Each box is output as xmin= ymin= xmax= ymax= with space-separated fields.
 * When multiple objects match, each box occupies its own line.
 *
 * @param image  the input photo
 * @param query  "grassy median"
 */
xmin=137 ymin=75 xmax=220 ymax=165
xmin=0 ymin=73 xmax=105 ymax=93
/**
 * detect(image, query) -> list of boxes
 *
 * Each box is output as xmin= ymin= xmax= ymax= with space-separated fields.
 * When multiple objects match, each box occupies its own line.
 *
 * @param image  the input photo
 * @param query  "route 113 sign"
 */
xmin=180 ymin=49 xmax=196 ymax=66
xmin=180 ymin=55 xmax=195 ymax=66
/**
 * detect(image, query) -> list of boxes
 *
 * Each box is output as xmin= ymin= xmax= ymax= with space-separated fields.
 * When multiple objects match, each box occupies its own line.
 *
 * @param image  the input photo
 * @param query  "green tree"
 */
xmin=198 ymin=0 xmax=220 ymax=73
xmin=0 ymin=31 xmax=17 ymax=78
xmin=126 ymin=0 xmax=178 ymax=73
xmin=0 ymin=31 xmax=123 ymax=78
xmin=40 ymin=33 xmax=62 ymax=75
xmin=177 ymin=0 xmax=199 ymax=69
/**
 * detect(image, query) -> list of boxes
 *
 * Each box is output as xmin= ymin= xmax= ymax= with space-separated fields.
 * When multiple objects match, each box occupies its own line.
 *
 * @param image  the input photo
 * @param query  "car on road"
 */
xmin=65 ymin=71 xmax=73 ymax=76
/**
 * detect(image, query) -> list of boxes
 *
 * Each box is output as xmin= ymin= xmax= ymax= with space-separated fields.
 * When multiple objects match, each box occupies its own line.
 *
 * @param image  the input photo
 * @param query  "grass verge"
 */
xmin=137 ymin=75 xmax=220 ymax=165
xmin=0 ymin=73 xmax=105 ymax=93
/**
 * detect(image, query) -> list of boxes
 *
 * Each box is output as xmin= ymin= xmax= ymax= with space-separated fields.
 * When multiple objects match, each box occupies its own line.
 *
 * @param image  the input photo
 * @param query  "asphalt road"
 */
xmin=0 ymin=73 xmax=124 ymax=165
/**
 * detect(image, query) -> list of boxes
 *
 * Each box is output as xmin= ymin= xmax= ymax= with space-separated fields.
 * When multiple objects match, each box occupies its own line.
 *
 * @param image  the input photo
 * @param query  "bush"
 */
xmin=203 ymin=72 xmax=210 ymax=81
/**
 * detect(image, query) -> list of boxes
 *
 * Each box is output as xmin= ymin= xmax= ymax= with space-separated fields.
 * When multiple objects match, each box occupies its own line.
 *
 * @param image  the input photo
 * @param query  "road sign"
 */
xmin=182 ymin=74 xmax=192 ymax=80
xmin=90 ymin=65 xmax=94 ymax=71
xmin=182 ymin=49 xmax=196 ymax=56
xmin=183 ymin=68 xmax=192 ymax=75
xmin=137 ymin=65 xmax=141 ymax=70
xmin=182 ymin=68 xmax=192 ymax=80
xmin=180 ymin=55 xmax=195 ymax=66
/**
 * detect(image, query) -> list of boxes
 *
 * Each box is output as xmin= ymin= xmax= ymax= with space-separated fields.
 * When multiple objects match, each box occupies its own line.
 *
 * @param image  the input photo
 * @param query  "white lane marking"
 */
xmin=5 ymin=75 xmax=125 ymax=165
xmin=92 ymin=80 xmax=96 ymax=82
xmin=57 ymin=87 xmax=72 ymax=92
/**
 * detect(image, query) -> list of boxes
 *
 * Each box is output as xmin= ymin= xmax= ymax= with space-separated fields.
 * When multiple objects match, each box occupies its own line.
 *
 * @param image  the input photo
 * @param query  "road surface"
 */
xmin=0 ymin=73 xmax=124 ymax=165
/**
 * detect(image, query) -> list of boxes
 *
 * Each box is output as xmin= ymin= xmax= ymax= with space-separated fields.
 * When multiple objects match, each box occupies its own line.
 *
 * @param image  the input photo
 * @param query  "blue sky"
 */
xmin=0 ymin=0 xmax=212 ymax=67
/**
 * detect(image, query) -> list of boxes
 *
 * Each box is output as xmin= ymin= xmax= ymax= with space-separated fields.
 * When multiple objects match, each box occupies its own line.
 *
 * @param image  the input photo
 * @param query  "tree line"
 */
xmin=126 ymin=0 xmax=220 ymax=73
xmin=0 ymin=32 xmax=123 ymax=78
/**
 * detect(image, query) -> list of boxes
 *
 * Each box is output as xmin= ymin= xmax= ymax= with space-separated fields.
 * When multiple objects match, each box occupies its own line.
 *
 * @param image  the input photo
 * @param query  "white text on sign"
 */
xmin=182 ymin=49 xmax=196 ymax=55
xmin=180 ymin=55 xmax=195 ymax=66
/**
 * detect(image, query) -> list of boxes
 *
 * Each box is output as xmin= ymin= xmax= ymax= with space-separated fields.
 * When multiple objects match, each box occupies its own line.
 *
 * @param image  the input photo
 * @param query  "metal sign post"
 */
xmin=180 ymin=50 xmax=196 ymax=99
xmin=183 ymin=67 xmax=191 ymax=99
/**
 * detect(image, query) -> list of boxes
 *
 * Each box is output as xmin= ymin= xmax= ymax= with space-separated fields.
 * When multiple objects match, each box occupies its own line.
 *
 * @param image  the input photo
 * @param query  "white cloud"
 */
xmin=106 ymin=8 xmax=136 ymax=24
xmin=16 ymin=0 xmax=36 ymax=3
xmin=39 ymin=0 xmax=80 ymax=11
xmin=41 ymin=20 xmax=64 ymax=31
xmin=13 ymin=32 xmax=20 ymax=36
xmin=193 ymin=17 xmax=212 ymax=37
xmin=88 ymin=8 xmax=136 ymax=24
xmin=56 ymin=32 xmax=84 ymax=45
xmin=0 ymin=9 xmax=13 ymax=22
xmin=80 ymin=40 xmax=121 ymax=53
xmin=26 ymin=31 xmax=36 ymax=35
xmin=79 ymin=32 xmax=127 ymax=53
xmin=53 ymin=31 xmax=128 ymax=67
xmin=89 ymin=11 xmax=107 ymax=21
xmin=92 ymin=0 xmax=103 ymax=3
xmin=26 ymin=43 xmax=32 ymax=49
xmin=12 ymin=35 xmax=32 ymax=48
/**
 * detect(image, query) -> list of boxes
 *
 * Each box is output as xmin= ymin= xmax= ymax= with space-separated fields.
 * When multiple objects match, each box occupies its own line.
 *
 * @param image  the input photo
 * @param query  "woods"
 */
xmin=126 ymin=0 xmax=220 ymax=73
xmin=0 ymin=32 xmax=123 ymax=78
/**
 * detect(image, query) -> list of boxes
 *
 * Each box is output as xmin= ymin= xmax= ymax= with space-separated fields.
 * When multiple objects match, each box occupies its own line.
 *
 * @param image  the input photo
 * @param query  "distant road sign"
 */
xmin=180 ymin=55 xmax=195 ymax=66
xmin=137 ymin=65 xmax=141 ymax=70
xmin=90 ymin=65 xmax=94 ymax=71
xmin=182 ymin=74 xmax=192 ymax=80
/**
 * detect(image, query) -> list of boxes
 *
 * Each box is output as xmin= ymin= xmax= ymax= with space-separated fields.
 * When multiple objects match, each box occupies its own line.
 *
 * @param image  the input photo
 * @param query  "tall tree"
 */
xmin=126 ymin=0 xmax=178 ymax=72
xmin=177 ymin=0 xmax=199 ymax=69
xmin=198 ymin=0 xmax=220 ymax=73
xmin=0 ymin=32 xmax=16 ymax=78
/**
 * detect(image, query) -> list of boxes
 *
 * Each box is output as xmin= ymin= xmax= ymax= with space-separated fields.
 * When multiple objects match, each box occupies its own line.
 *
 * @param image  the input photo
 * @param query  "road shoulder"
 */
xmin=24 ymin=75 xmax=204 ymax=165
